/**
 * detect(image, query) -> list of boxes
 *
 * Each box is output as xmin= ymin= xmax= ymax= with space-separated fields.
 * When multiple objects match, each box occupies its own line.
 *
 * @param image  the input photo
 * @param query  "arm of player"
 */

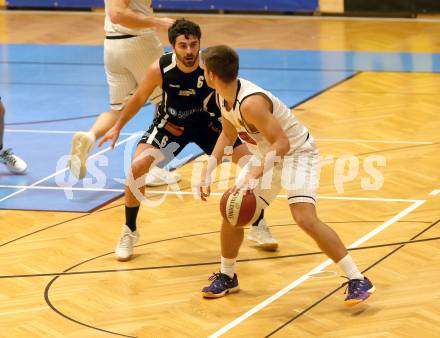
xmin=239 ymin=94 xmax=290 ymax=182
xmin=109 ymin=0 xmax=174 ymax=30
xmin=98 ymin=60 xmax=162 ymax=149
xmin=210 ymin=110 xmax=238 ymax=166
xmin=200 ymin=116 xmax=238 ymax=201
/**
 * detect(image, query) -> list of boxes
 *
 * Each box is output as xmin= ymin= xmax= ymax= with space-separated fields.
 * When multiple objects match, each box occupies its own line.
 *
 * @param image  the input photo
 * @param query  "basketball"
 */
xmin=220 ymin=189 xmax=261 ymax=227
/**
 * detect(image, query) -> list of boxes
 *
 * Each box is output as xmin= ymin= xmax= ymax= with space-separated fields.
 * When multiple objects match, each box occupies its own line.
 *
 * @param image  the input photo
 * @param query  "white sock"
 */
xmin=220 ymin=256 xmax=236 ymax=278
xmin=86 ymin=131 xmax=96 ymax=144
xmin=337 ymin=254 xmax=364 ymax=280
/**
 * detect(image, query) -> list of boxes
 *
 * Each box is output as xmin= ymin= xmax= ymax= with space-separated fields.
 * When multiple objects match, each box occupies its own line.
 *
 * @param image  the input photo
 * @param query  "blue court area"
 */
xmin=1 ymin=44 xmax=439 ymax=211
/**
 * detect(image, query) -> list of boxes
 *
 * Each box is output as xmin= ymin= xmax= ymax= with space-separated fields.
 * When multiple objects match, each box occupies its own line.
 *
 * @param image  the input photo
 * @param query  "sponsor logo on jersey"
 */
xmin=163 ymin=107 xmax=204 ymax=120
xmin=178 ymin=89 xmax=196 ymax=96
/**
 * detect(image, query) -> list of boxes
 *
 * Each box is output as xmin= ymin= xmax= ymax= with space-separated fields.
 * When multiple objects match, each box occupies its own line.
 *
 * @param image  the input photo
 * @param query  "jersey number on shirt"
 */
xmin=160 ymin=135 xmax=169 ymax=148
xmin=197 ymin=76 xmax=204 ymax=88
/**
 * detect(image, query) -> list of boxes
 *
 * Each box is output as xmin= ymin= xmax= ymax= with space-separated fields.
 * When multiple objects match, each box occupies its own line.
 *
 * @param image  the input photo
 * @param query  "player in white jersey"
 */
xmin=68 ymin=0 xmax=180 ymax=186
xmin=199 ymin=45 xmax=375 ymax=306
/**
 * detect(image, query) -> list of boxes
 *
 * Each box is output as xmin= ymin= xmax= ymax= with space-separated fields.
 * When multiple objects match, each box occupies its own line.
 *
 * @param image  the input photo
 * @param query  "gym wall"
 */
xmin=4 ymin=0 xmax=319 ymax=12
xmin=345 ymin=0 xmax=440 ymax=14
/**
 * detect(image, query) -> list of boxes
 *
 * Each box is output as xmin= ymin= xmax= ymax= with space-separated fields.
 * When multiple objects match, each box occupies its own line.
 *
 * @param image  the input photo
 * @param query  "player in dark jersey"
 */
xmin=99 ymin=19 xmax=278 ymax=261
xmin=139 ymin=43 xmax=223 ymax=161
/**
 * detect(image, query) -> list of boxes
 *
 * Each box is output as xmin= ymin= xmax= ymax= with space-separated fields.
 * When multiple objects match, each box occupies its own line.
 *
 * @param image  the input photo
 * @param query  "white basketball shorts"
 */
xmin=104 ymin=32 xmax=163 ymax=111
xmin=236 ymin=133 xmax=319 ymax=208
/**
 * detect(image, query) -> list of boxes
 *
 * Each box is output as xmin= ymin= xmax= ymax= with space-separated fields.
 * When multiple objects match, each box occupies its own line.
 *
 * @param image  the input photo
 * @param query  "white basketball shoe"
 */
xmin=69 ymin=131 xmax=95 ymax=179
xmin=145 ymin=166 xmax=182 ymax=187
xmin=0 ymin=148 xmax=27 ymax=173
xmin=115 ymin=225 xmax=140 ymax=261
xmin=247 ymin=219 xmax=279 ymax=251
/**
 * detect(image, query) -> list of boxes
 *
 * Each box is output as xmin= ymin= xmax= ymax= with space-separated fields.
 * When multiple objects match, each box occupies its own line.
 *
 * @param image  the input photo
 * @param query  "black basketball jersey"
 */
xmin=155 ymin=52 xmax=220 ymax=129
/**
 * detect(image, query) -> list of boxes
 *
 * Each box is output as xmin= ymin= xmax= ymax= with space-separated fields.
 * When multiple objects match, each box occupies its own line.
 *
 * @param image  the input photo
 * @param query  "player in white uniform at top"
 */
xmin=68 ymin=0 xmax=180 ymax=186
xmin=199 ymin=45 xmax=375 ymax=306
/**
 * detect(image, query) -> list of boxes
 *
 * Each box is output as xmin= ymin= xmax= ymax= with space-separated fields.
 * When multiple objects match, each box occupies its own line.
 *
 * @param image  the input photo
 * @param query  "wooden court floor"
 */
xmin=1 ymin=11 xmax=440 ymax=337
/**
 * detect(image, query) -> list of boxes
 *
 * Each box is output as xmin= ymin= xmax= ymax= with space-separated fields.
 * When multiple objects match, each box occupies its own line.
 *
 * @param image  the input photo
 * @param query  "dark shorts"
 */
xmin=138 ymin=122 xmax=242 ymax=166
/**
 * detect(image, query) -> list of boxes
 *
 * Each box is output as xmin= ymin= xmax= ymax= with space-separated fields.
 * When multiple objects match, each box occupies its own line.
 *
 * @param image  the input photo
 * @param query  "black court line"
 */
xmin=3 ymin=60 xmax=440 ymax=74
xmin=290 ymin=71 xmax=361 ymax=109
xmin=44 ymin=252 xmax=137 ymax=338
xmin=0 ymin=235 xmax=438 ymax=279
xmin=5 ymin=114 xmax=101 ymax=126
xmin=354 ymin=142 xmax=439 ymax=158
xmin=265 ymin=217 xmax=440 ymax=337
xmin=0 ymin=213 xmax=91 ymax=248
xmin=0 ymin=181 xmax=205 ymax=248
xmin=4 ymin=105 xmax=151 ymax=126
xmin=0 ymin=204 xmax=428 ymax=251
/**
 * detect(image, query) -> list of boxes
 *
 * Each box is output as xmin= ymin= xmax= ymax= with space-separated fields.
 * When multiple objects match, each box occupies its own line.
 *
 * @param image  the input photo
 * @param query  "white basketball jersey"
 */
xmin=104 ymin=0 xmax=155 ymax=36
xmin=220 ymin=78 xmax=309 ymax=156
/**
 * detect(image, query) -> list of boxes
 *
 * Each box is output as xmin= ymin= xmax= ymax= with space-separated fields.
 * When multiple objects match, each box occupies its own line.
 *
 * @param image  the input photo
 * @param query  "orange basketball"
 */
xmin=220 ymin=189 xmax=260 ymax=227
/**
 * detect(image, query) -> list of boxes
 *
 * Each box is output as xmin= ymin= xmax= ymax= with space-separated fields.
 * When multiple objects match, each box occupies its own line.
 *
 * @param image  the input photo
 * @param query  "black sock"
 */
xmin=125 ymin=205 xmax=140 ymax=231
xmin=0 ymin=144 xmax=3 ymax=151
xmin=252 ymin=209 xmax=264 ymax=226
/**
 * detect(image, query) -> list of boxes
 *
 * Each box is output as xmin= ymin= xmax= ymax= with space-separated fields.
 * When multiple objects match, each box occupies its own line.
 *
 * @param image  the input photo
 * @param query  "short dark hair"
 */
xmin=168 ymin=19 xmax=202 ymax=46
xmin=202 ymin=45 xmax=239 ymax=83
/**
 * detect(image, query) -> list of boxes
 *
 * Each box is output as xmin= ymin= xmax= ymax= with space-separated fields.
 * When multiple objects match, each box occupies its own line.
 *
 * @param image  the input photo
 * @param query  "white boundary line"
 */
xmin=0 ymin=134 xmax=138 ymax=203
xmin=5 ymin=129 xmax=433 ymax=145
xmin=429 ymin=189 xmax=440 ymax=196
xmin=4 ymin=129 xmax=140 ymax=136
xmin=0 ymin=185 xmax=423 ymax=204
xmin=208 ymin=199 xmax=426 ymax=338
xmin=0 ymin=185 xmax=125 ymax=193
xmin=315 ymin=138 xmax=433 ymax=145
